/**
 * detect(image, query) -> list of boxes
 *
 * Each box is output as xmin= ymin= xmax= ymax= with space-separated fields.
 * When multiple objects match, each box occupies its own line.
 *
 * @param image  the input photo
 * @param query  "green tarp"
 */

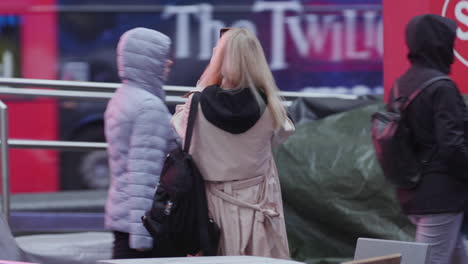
xmin=274 ymin=103 xmax=416 ymax=264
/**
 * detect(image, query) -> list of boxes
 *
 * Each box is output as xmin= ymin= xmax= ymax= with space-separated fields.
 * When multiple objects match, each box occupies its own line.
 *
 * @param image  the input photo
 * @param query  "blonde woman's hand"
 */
xmin=197 ymin=36 xmax=227 ymax=89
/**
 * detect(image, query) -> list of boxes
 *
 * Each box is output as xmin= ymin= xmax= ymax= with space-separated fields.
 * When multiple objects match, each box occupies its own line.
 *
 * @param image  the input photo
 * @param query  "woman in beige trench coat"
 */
xmin=171 ymin=28 xmax=295 ymax=259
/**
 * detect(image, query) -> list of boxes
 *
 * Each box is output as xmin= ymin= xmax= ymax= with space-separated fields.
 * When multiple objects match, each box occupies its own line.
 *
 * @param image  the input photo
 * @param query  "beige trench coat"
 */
xmin=171 ymin=93 xmax=295 ymax=259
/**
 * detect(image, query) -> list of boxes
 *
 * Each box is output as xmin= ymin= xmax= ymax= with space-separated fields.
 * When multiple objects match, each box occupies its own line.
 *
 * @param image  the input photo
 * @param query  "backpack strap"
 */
xmin=183 ymin=92 xmax=202 ymax=153
xmin=397 ymin=76 xmax=452 ymax=112
xmin=398 ymin=76 xmax=451 ymax=162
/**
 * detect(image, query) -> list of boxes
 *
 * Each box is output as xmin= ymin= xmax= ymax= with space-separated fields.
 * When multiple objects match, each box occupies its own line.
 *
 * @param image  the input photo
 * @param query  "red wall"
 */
xmin=384 ymin=0 xmax=468 ymax=100
xmin=0 ymin=0 xmax=58 ymax=192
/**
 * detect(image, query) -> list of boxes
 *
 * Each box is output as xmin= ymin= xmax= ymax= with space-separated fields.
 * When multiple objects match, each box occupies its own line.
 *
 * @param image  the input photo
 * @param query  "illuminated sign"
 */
xmin=442 ymin=0 xmax=468 ymax=67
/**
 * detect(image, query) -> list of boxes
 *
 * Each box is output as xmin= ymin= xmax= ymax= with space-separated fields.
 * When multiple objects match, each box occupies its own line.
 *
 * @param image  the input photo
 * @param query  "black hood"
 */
xmin=406 ymin=14 xmax=457 ymax=74
xmin=200 ymin=85 xmax=267 ymax=134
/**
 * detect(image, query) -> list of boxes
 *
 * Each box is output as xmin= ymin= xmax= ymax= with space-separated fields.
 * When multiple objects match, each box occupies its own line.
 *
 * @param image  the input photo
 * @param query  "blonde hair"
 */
xmin=220 ymin=28 xmax=287 ymax=129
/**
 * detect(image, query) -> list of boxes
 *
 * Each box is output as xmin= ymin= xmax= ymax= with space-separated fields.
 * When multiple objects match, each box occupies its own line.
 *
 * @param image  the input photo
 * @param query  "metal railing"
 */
xmin=0 ymin=100 xmax=9 ymax=222
xmin=5 ymin=139 xmax=107 ymax=151
xmin=0 ymin=78 xmax=119 ymax=222
xmin=0 ymin=77 xmax=358 ymax=101
xmin=0 ymin=86 xmax=186 ymax=103
xmin=0 ymin=77 xmax=190 ymax=93
xmin=0 ymin=77 xmax=359 ymax=223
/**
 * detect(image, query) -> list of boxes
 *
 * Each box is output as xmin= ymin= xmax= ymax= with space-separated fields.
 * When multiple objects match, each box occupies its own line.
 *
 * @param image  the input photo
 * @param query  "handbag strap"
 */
xmin=183 ymin=92 xmax=202 ymax=153
xmin=393 ymin=76 xmax=451 ymax=112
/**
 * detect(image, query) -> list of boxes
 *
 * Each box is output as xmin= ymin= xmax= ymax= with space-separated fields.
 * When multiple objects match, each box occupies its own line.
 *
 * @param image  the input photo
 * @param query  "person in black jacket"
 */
xmin=393 ymin=14 xmax=468 ymax=264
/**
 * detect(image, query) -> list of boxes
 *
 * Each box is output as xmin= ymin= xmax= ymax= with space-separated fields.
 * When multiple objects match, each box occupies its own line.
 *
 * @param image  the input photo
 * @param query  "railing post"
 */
xmin=0 ymin=100 xmax=10 ymax=223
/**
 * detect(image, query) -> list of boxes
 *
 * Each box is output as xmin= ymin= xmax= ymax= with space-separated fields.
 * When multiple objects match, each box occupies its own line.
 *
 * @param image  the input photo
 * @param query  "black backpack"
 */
xmin=371 ymin=76 xmax=450 ymax=189
xmin=142 ymin=92 xmax=220 ymax=257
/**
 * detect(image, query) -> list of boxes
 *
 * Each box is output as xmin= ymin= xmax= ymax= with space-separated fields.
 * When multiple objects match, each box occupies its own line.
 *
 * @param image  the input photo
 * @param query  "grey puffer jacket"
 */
xmin=104 ymin=28 xmax=178 ymax=249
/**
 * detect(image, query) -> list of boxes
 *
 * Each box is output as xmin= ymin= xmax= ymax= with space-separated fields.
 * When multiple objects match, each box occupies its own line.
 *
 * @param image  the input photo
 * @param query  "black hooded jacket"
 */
xmin=393 ymin=15 xmax=468 ymax=215
xmin=200 ymin=85 xmax=267 ymax=134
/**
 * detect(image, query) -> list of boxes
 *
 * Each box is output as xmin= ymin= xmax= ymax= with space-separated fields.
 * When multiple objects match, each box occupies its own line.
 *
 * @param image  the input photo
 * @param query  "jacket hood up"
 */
xmin=117 ymin=27 xmax=171 ymax=98
xmin=201 ymin=85 xmax=268 ymax=134
xmin=406 ymin=14 xmax=457 ymax=74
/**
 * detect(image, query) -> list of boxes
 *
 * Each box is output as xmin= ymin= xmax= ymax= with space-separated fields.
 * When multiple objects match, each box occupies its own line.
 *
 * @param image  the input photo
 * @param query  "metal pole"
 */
xmin=0 ymin=100 xmax=10 ymax=223
xmin=7 ymin=139 xmax=108 ymax=151
xmin=0 ymin=77 xmax=361 ymax=100
xmin=0 ymin=77 xmax=194 ymax=94
xmin=0 ymin=87 xmax=187 ymax=103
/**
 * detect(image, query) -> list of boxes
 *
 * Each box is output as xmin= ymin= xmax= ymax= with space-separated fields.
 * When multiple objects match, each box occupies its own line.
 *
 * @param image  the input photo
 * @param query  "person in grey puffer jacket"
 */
xmin=104 ymin=27 xmax=178 ymax=258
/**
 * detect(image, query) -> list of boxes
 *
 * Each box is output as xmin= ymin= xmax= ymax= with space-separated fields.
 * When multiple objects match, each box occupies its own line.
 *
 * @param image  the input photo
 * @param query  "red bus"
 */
xmin=0 ymin=0 xmax=58 ymax=193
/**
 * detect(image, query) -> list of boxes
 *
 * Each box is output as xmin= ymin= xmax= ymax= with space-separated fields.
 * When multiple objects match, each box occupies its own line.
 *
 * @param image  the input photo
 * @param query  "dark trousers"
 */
xmin=112 ymin=231 xmax=153 ymax=259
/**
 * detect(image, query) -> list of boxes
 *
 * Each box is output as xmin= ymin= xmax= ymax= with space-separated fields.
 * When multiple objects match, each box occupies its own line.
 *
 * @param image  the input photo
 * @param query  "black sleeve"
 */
xmin=433 ymin=81 xmax=468 ymax=180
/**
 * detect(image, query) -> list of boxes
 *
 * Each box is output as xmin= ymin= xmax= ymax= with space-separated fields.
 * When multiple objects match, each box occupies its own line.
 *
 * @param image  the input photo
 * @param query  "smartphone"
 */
xmin=219 ymin=27 xmax=231 ymax=38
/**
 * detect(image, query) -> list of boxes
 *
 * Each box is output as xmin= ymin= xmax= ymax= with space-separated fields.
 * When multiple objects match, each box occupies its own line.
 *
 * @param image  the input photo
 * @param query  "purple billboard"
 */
xmin=58 ymin=0 xmax=382 ymax=94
